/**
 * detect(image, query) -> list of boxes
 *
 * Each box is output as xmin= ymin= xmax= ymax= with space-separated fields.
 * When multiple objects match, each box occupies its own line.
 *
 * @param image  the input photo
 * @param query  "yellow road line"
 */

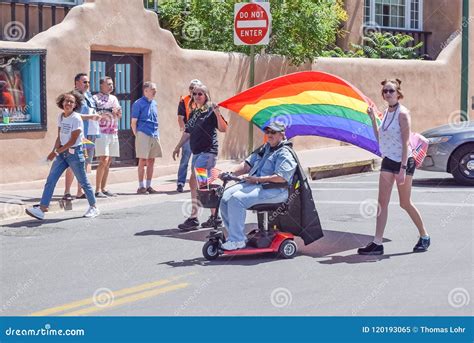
xmin=63 ymin=283 xmax=189 ymax=316
xmin=29 ymin=273 xmax=195 ymax=316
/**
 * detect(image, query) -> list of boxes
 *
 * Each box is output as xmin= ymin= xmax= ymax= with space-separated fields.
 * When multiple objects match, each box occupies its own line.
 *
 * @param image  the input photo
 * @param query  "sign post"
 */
xmin=234 ymin=2 xmax=271 ymax=154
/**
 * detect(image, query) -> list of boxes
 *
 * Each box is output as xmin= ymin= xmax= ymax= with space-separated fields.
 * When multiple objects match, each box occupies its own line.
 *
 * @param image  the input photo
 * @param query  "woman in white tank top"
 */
xmin=358 ymin=79 xmax=430 ymax=256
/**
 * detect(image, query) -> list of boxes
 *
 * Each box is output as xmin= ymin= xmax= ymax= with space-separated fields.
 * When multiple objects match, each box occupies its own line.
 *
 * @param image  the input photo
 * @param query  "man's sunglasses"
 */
xmin=193 ymin=92 xmax=204 ymax=96
xmin=382 ymin=89 xmax=396 ymax=94
xmin=264 ymin=129 xmax=277 ymax=135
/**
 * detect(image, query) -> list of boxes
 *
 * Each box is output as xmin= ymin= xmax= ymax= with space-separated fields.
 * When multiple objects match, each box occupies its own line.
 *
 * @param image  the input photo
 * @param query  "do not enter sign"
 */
xmin=234 ymin=2 xmax=271 ymax=45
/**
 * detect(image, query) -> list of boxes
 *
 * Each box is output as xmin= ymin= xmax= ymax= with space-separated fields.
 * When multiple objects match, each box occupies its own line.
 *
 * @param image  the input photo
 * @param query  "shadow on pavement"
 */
xmin=1 ymin=216 xmax=83 ymax=228
xmin=317 ymin=251 xmax=414 ymax=264
xmin=413 ymin=177 xmax=466 ymax=188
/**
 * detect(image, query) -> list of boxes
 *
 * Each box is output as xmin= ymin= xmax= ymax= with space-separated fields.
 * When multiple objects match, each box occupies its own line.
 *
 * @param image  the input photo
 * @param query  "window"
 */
xmin=364 ymin=0 xmax=423 ymax=30
xmin=0 ymin=49 xmax=47 ymax=132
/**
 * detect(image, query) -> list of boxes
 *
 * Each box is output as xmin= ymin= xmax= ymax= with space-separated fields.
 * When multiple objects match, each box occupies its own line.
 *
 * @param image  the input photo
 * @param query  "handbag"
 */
xmin=409 ymin=132 xmax=429 ymax=168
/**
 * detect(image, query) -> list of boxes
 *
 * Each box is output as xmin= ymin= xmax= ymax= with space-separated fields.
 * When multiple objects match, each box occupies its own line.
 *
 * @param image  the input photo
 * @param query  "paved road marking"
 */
xmin=311 ymin=187 xmax=471 ymax=193
xmin=316 ymin=200 xmax=474 ymax=208
xmin=63 ymin=283 xmax=189 ymax=316
xmin=29 ymin=274 xmax=193 ymax=316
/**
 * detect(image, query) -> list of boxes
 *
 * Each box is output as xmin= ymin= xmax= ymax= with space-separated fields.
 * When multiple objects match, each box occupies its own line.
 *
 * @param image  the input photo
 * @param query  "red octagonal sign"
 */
xmin=234 ymin=3 xmax=270 ymax=45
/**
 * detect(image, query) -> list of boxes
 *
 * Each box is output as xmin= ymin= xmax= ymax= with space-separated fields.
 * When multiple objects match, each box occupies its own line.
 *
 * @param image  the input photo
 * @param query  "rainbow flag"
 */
xmin=195 ymin=168 xmax=208 ymax=185
xmin=219 ymin=71 xmax=383 ymax=155
xmin=82 ymin=138 xmax=95 ymax=149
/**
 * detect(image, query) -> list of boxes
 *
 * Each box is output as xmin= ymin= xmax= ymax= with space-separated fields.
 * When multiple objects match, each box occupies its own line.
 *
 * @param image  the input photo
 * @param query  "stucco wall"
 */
xmin=0 ymin=0 xmax=467 ymax=184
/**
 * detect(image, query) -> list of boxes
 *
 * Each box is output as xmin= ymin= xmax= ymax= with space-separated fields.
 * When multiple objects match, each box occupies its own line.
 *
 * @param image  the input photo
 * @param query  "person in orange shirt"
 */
xmin=175 ymin=79 xmax=201 ymax=193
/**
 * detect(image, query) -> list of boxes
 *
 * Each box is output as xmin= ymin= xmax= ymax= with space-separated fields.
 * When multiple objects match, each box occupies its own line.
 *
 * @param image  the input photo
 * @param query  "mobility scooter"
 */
xmin=198 ymin=172 xmax=297 ymax=261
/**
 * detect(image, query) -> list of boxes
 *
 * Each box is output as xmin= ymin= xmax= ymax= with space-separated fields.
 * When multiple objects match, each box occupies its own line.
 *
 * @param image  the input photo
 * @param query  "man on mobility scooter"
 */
xmin=202 ymin=121 xmax=323 ymax=258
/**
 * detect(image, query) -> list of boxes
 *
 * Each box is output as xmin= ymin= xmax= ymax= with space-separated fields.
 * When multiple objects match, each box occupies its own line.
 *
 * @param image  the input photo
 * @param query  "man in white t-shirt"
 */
xmin=63 ymin=73 xmax=100 ymax=200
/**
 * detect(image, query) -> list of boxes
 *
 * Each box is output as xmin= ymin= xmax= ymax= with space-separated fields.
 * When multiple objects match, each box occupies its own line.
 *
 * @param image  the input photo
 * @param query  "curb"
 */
xmin=308 ymin=159 xmax=380 ymax=180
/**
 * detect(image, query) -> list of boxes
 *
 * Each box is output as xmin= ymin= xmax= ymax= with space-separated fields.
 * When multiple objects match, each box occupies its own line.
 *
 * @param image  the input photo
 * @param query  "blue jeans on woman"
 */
xmin=40 ymin=147 xmax=96 ymax=207
xmin=219 ymin=182 xmax=289 ymax=242
xmin=177 ymin=141 xmax=192 ymax=186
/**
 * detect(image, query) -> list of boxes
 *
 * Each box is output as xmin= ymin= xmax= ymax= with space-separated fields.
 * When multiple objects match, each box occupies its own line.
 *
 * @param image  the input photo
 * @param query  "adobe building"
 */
xmin=0 ymin=0 xmax=471 ymax=183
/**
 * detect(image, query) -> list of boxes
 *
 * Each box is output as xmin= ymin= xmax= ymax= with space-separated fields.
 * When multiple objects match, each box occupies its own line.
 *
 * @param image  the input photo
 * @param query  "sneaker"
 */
xmin=95 ymin=191 xmax=107 ymax=198
xmin=146 ymin=187 xmax=158 ymax=194
xmin=178 ymin=217 xmax=200 ymax=231
xmin=221 ymin=240 xmax=246 ymax=251
xmin=137 ymin=187 xmax=148 ymax=195
xmin=201 ymin=215 xmax=223 ymax=228
xmin=62 ymin=193 xmax=73 ymax=201
xmin=413 ymin=236 xmax=430 ymax=252
xmin=102 ymin=190 xmax=117 ymax=197
xmin=25 ymin=206 xmax=45 ymax=220
xmin=357 ymin=242 xmax=384 ymax=255
xmin=83 ymin=206 xmax=100 ymax=218
xmin=176 ymin=184 xmax=184 ymax=193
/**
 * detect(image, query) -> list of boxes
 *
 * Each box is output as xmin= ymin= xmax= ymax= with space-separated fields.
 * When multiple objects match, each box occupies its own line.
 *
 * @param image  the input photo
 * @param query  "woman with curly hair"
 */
xmin=25 ymin=91 xmax=99 ymax=220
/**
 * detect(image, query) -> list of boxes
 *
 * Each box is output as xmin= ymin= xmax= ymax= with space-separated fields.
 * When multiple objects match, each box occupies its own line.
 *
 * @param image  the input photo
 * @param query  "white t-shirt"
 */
xmin=57 ymin=112 xmax=84 ymax=147
xmin=87 ymin=108 xmax=101 ymax=135
xmin=378 ymin=104 xmax=412 ymax=162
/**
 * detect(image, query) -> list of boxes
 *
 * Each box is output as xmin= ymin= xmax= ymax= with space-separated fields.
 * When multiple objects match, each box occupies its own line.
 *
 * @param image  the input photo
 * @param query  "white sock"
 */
xmin=146 ymin=180 xmax=151 ymax=188
xmin=421 ymin=234 xmax=430 ymax=239
xmin=139 ymin=181 xmax=145 ymax=188
xmin=373 ymin=238 xmax=383 ymax=245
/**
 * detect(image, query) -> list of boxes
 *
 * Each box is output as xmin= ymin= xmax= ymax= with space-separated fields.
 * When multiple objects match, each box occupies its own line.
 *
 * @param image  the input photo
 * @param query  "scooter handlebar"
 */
xmin=219 ymin=172 xmax=242 ymax=182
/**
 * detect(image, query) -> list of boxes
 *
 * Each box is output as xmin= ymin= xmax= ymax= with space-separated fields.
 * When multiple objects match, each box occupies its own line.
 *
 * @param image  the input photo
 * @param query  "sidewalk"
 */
xmin=0 ymin=146 xmax=380 ymax=222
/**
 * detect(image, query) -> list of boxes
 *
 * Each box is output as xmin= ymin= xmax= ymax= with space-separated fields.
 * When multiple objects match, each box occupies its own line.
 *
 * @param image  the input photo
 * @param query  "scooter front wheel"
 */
xmin=203 ymin=240 xmax=220 ymax=260
xmin=278 ymin=239 xmax=297 ymax=259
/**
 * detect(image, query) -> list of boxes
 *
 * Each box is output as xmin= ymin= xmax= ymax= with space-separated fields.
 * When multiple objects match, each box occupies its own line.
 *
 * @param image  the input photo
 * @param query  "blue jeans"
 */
xmin=219 ymin=182 xmax=288 ymax=242
xmin=177 ymin=141 xmax=192 ymax=186
xmin=41 ymin=147 xmax=96 ymax=208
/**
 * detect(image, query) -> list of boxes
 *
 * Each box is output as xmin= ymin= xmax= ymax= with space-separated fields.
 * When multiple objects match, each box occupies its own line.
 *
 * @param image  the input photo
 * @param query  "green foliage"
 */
xmin=351 ymin=32 xmax=424 ymax=59
xmin=155 ymin=0 xmax=347 ymax=65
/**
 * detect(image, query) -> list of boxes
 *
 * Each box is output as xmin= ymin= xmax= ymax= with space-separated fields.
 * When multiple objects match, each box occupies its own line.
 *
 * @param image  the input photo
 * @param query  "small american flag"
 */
xmin=209 ymin=168 xmax=221 ymax=184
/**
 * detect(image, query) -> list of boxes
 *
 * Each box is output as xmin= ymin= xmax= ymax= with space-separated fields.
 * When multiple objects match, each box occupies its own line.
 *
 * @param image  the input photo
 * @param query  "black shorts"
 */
xmin=381 ymin=157 xmax=416 ymax=176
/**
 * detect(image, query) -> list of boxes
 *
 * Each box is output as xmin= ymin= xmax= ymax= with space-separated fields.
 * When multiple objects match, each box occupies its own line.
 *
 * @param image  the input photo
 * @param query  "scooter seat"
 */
xmin=249 ymin=203 xmax=287 ymax=212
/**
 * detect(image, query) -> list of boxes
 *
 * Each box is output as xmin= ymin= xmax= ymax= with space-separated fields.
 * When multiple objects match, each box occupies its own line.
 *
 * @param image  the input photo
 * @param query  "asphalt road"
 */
xmin=1 ymin=170 xmax=472 ymax=317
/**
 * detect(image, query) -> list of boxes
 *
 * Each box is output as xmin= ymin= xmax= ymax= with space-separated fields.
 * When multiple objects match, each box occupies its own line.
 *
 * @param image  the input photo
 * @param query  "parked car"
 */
xmin=420 ymin=122 xmax=474 ymax=185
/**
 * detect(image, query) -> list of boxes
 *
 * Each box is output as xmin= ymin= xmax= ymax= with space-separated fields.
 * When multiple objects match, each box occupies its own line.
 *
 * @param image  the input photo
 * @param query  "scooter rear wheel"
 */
xmin=203 ymin=240 xmax=220 ymax=260
xmin=278 ymin=239 xmax=297 ymax=259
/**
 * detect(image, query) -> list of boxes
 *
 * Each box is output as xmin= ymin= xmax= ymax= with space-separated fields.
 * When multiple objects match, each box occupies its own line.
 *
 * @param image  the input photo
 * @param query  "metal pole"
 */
xmin=461 ymin=0 xmax=469 ymax=121
xmin=248 ymin=45 xmax=255 ymax=154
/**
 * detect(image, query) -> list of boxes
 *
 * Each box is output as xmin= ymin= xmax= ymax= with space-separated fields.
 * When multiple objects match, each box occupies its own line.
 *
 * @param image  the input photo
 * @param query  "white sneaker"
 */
xmin=221 ymin=240 xmax=246 ymax=250
xmin=25 ymin=206 xmax=45 ymax=220
xmin=83 ymin=206 xmax=100 ymax=218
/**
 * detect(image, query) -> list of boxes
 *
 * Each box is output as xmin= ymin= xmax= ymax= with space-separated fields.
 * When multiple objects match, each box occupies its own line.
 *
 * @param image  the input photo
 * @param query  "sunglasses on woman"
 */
xmin=193 ymin=92 xmax=204 ymax=96
xmin=382 ymin=89 xmax=396 ymax=94
xmin=264 ymin=129 xmax=277 ymax=135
